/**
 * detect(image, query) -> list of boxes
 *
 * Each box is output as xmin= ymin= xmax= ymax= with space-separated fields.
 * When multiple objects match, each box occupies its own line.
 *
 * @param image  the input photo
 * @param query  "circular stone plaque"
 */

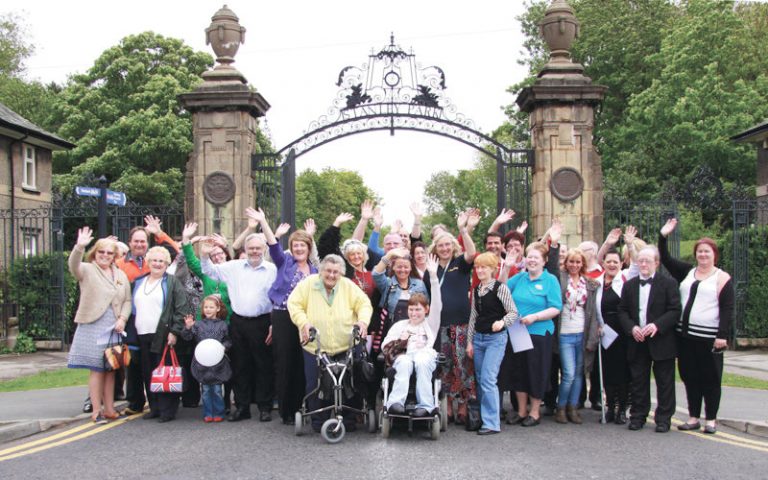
xmin=550 ymin=167 xmax=584 ymax=202
xmin=203 ymin=171 xmax=236 ymax=206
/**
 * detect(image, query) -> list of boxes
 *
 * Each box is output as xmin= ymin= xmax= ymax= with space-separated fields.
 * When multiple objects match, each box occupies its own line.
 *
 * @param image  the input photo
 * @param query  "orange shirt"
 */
xmin=116 ymin=231 xmax=178 ymax=282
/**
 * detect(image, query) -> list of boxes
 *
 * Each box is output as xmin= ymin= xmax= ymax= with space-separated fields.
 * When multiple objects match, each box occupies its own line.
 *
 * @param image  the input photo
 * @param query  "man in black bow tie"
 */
xmin=618 ymin=246 xmax=681 ymax=432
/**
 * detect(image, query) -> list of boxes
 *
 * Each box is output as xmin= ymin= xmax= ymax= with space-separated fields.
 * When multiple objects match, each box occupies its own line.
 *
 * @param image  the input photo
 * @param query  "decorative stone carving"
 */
xmin=203 ymin=171 xmax=236 ymax=206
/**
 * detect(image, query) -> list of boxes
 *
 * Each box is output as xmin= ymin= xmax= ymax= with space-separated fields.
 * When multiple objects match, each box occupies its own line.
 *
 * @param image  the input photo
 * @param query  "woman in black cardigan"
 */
xmin=659 ymin=218 xmax=734 ymax=434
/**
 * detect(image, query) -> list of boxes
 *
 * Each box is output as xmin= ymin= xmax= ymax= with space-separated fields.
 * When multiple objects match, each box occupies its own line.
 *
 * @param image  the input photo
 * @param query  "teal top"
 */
xmin=507 ymin=270 xmax=562 ymax=336
xmin=183 ymin=243 xmax=232 ymax=324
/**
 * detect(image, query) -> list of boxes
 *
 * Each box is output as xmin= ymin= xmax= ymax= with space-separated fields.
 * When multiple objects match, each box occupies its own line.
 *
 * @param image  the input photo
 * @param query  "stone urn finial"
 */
xmin=539 ymin=0 xmax=583 ymax=74
xmin=205 ymin=5 xmax=246 ymax=71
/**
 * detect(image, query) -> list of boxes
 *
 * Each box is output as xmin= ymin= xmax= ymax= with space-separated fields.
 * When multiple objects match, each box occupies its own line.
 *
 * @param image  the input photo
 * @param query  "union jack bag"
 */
xmin=150 ymin=345 xmax=183 ymax=393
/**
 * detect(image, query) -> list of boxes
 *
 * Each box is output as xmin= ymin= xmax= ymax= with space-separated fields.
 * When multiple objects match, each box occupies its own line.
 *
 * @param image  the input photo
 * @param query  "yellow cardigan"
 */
xmin=288 ymin=275 xmax=372 ymax=355
xmin=69 ymin=247 xmax=132 ymax=324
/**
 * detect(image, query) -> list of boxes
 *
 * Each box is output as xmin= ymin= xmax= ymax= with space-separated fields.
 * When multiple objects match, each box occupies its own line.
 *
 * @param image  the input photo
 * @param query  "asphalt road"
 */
xmin=1 ymin=404 xmax=766 ymax=480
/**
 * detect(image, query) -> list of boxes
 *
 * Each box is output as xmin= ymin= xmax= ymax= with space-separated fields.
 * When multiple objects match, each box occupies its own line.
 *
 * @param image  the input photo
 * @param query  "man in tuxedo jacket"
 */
xmin=618 ymin=246 xmax=681 ymax=432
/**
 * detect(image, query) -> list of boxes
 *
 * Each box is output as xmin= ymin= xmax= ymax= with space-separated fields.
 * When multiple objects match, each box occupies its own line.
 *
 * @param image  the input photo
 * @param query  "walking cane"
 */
xmin=598 ymin=334 xmax=606 ymax=424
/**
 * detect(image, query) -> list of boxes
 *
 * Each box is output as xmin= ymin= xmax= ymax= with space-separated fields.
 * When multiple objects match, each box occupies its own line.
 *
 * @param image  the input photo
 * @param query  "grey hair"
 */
xmin=638 ymin=245 xmax=660 ymax=262
xmin=244 ymin=233 xmax=266 ymax=247
xmin=320 ymin=254 xmax=346 ymax=270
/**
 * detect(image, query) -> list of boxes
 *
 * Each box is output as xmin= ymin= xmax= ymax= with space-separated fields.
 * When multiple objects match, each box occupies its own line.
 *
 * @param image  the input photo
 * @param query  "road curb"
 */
xmin=720 ymin=418 xmax=768 ymax=439
xmin=0 ymin=414 xmax=90 ymax=445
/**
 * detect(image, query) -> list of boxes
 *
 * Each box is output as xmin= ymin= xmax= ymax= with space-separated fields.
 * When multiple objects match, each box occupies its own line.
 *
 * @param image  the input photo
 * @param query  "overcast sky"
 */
xmin=15 ymin=1 xmax=529 ymax=228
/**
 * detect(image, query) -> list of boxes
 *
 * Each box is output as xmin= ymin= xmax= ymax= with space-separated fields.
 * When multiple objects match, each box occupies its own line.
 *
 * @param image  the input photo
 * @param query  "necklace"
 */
xmin=143 ymin=276 xmax=162 ymax=295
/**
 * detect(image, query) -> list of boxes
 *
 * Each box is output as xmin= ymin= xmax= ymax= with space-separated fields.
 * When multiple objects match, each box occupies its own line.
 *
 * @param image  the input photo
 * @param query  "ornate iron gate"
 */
xmin=253 ymin=36 xmax=532 ymax=231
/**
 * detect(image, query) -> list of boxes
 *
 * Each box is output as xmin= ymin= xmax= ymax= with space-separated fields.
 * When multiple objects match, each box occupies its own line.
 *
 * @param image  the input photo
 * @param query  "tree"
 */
xmin=48 ymin=32 xmax=215 ymax=204
xmin=295 ymin=167 xmax=378 ymax=238
xmin=0 ymin=12 xmax=33 ymax=77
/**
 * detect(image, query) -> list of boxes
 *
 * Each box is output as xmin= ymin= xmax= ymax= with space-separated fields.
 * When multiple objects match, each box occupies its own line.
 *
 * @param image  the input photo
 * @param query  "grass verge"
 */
xmin=0 ymin=367 xmax=89 ymax=393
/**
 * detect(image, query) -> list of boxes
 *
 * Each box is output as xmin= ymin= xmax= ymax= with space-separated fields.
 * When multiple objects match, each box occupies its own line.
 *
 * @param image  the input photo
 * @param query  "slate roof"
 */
xmin=0 ymin=102 xmax=75 ymax=149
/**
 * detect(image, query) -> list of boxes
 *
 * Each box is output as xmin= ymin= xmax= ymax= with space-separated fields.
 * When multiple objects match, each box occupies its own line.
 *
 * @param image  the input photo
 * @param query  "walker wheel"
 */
xmin=320 ymin=418 xmax=345 ymax=444
xmin=440 ymin=396 xmax=448 ymax=432
xmin=381 ymin=413 xmax=391 ymax=439
xmin=367 ymin=409 xmax=377 ymax=433
xmin=431 ymin=415 xmax=441 ymax=440
xmin=294 ymin=411 xmax=304 ymax=436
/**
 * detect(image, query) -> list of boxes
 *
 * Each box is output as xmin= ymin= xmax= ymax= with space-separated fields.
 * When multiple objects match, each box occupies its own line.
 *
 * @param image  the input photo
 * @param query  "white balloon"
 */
xmin=194 ymin=339 xmax=225 ymax=367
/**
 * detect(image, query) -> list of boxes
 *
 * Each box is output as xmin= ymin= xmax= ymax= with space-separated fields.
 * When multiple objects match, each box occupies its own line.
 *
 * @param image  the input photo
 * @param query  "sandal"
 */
xmin=92 ymin=414 xmax=108 ymax=425
xmin=103 ymin=411 xmax=123 ymax=420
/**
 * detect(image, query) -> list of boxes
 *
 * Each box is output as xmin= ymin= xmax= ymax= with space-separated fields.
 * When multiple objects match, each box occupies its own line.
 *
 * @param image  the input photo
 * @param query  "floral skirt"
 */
xmin=438 ymin=325 xmax=476 ymax=405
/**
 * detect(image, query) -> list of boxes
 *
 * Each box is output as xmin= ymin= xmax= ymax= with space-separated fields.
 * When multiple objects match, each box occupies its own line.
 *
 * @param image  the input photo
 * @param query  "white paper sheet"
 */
xmin=600 ymin=323 xmax=619 ymax=350
xmin=507 ymin=321 xmax=533 ymax=353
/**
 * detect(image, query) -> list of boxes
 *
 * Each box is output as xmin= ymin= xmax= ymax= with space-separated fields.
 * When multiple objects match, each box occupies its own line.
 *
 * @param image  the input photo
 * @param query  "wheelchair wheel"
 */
xmin=440 ymin=396 xmax=448 ymax=432
xmin=431 ymin=415 xmax=441 ymax=440
xmin=380 ymin=413 xmax=391 ymax=439
xmin=294 ymin=412 xmax=304 ymax=436
xmin=320 ymin=418 xmax=345 ymax=444
xmin=367 ymin=409 xmax=377 ymax=433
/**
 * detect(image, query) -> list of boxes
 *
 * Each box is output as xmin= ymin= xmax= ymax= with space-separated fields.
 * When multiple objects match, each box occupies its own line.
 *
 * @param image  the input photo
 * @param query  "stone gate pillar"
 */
xmin=516 ymin=0 xmax=606 ymax=248
xmin=179 ymin=5 xmax=269 ymax=241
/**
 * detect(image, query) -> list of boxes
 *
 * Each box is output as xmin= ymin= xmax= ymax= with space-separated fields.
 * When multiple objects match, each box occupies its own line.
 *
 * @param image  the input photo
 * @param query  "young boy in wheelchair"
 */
xmin=380 ymin=255 xmax=441 ymax=417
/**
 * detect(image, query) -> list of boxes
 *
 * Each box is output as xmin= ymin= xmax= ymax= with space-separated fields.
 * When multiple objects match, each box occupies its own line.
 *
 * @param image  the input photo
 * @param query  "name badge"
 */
xmin=535 ymin=284 xmax=543 ymax=291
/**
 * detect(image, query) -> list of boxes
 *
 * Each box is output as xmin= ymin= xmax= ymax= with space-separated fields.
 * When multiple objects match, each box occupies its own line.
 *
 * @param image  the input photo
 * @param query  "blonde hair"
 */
xmin=428 ymin=232 xmax=462 ymax=259
xmin=564 ymin=248 xmax=588 ymax=276
xmin=525 ymin=242 xmax=549 ymax=262
xmin=474 ymin=251 xmax=500 ymax=269
xmin=146 ymin=245 xmax=171 ymax=265
xmin=85 ymin=238 xmax=118 ymax=263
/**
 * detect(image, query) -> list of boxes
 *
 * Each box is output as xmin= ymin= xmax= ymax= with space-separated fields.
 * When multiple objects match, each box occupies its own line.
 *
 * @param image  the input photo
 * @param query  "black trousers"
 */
xmin=230 ymin=312 xmax=274 ymax=413
xmin=137 ymin=334 xmax=180 ymax=419
xmin=628 ymin=342 xmax=675 ymax=426
xmin=677 ymin=336 xmax=723 ymax=420
xmin=126 ymin=346 xmax=146 ymax=411
xmin=544 ymin=352 xmax=560 ymax=409
xmin=180 ymin=351 xmax=200 ymax=407
xmin=271 ymin=309 xmax=305 ymax=420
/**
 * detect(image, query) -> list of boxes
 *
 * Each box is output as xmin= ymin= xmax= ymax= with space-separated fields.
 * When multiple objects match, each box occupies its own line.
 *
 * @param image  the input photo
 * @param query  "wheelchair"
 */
xmin=379 ymin=351 xmax=448 ymax=440
xmin=294 ymin=326 xmax=377 ymax=444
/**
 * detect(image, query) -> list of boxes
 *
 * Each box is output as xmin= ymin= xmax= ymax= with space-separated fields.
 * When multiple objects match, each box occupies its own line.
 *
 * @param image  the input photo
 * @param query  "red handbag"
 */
xmin=150 ymin=345 xmax=183 ymax=393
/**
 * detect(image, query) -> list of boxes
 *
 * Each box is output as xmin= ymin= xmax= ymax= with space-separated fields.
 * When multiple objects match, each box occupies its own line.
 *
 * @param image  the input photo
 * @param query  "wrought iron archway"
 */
xmin=253 ymin=36 xmax=533 ymax=229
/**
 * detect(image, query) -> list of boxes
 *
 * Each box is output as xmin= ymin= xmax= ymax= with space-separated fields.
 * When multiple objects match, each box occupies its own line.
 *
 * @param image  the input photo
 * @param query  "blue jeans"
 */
xmin=387 ymin=349 xmax=437 ymax=410
xmin=558 ymin=333 xmax=584 ymax=408
xmin=201 ymin=383 xmax=225 ymax=418
xmin=473 ymin=332 xmax=507 ymax=431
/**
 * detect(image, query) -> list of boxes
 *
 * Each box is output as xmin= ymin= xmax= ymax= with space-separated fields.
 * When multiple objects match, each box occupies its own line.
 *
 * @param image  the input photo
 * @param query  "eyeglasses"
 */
xmin=96 ymin=250 xmax=115 ymax=256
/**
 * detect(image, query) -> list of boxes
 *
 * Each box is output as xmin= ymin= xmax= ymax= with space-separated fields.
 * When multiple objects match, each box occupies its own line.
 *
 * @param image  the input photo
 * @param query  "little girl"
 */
xmin=380 ymin=255 xmax=441 ymax=417
xmin=181 ymin=295 xmax=232 ymax=422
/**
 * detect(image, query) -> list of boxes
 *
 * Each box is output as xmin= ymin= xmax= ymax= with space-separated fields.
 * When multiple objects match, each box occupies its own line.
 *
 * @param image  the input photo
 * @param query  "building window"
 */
xmin=22 ymin=231 xmax=38 ymax=258
xmin=22 ymin=144 xmax=37 ymax=190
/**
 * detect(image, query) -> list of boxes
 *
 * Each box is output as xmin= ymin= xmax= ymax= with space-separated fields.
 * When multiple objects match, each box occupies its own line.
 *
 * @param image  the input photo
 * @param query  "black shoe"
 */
xmin=506 ymin=412 xmax=523 ymax=425
xmin=259 ymin=411 xmax=272 ymax=422
xmin=604 ymin=409 xmax=616 ymax=423
xmin=83 ymin=399 xmax=93 ymax=414
xmin=158 ymin=416 xmax=175 ymax=423
xmin=615 ymin=411 xmax=627 ymax=425
xmin=628 ymin=421 xmax=644 ymax=431
xmin=542 ymin=405 xmax=555 ymax=417
xmin=124 ymin=407 xmax=142 ymax=416
xmin=388 ymin=403 xmax=405 ymax=415
xmin=282 ymin=417 xmax=295 ymax=425
xmin=142 ymin=412 xmax=160 ymax=420
xmin=655 ymin=423 xmax=670 ymax=433
xmin=114 ymin=392 xmax=126 ymax=401
xmin=591 ymin=401 xmax=602 ymax=411
xmin=227 ymin=409 xmax=251 ymax=422
xmin=182 ymin=402 xmax=199 ymax=408
xmin=477 ymin=428 xmax=500 ymax=435
xmin=677 ymin=421 xmax=701 ymax=431
xmin=521 ymin=415 xmax=540 ymax=427
xmin=703 ymin=424 xmax=717 ymax=434
xmin=411 ymin=407 xmax=430 ymax=418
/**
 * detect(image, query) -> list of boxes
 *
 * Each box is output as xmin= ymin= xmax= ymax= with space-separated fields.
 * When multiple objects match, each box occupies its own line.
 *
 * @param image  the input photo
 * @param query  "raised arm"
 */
xmin=658 ymin=218 xmax=693 ymax=282
xmin=597 ymin=227 xmax=622 ymax=263
xmin=409 ymin=202 xmax=423 ymax=240
xmin=144 ymin=215 xmax=179 ymax=253
xmin=68 ymin=226 xmax=94 ymax=280
xmin=545 ymin=218 xmax=563 ymax=275
xmin=424 ymin=254 xmax=442 ymax=335
xmin=459 ymin=209 xmax=477 ymax=262
xmin=352 ymin=200 xmax=374 ymax=242
xmin=488 ymin=208 xmax=515 ymax=234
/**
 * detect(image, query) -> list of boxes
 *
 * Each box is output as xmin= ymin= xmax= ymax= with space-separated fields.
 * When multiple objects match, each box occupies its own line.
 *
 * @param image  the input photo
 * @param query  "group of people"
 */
xmin=67 ymin=203 xmax=732 ymax=437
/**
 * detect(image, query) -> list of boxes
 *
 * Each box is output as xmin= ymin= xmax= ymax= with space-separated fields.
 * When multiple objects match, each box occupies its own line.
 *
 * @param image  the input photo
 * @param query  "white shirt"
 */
xmin=638 ymin=275 xmax=654 ymax=328
xmin=134 ymin=277 xmax=164 ymax=335
xmin=202 ymin=257 xmax=276 ymax=317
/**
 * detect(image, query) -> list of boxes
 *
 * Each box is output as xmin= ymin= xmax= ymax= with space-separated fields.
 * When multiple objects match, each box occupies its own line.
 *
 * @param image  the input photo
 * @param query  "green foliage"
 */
xmin=720 ymin=226 xmax=768 ymax=338
xmin=0 ymin=367 xmax=90 ymax=392
xmin=0 ymin=12 xmax=33 ymax=77
xmin=423 ymin=155 xmax=505 ymax=245
xmin=12 ymin=332 xmax=36 ymax=354
xmin=6 ymin=252 xmax=77 ymax=340
xmin=49 ymin=32 xmax=214 ymax=204
xmin=0 ymin=76 xmax=59 ymax=129
xmin=295 ymin=168 xmax=378 ymax=238
xmin=507 ymin=0 xmax=768 ymax=200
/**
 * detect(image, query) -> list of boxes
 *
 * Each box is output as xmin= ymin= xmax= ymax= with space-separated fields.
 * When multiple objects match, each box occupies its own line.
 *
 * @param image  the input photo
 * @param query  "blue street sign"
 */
xmin=75 ymin=186 xmax=127 ymax=206
xmin=106 ymin=190 xmax=127 ymax=207
xmin=75 ymin=186 xmax=99 ymax=197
